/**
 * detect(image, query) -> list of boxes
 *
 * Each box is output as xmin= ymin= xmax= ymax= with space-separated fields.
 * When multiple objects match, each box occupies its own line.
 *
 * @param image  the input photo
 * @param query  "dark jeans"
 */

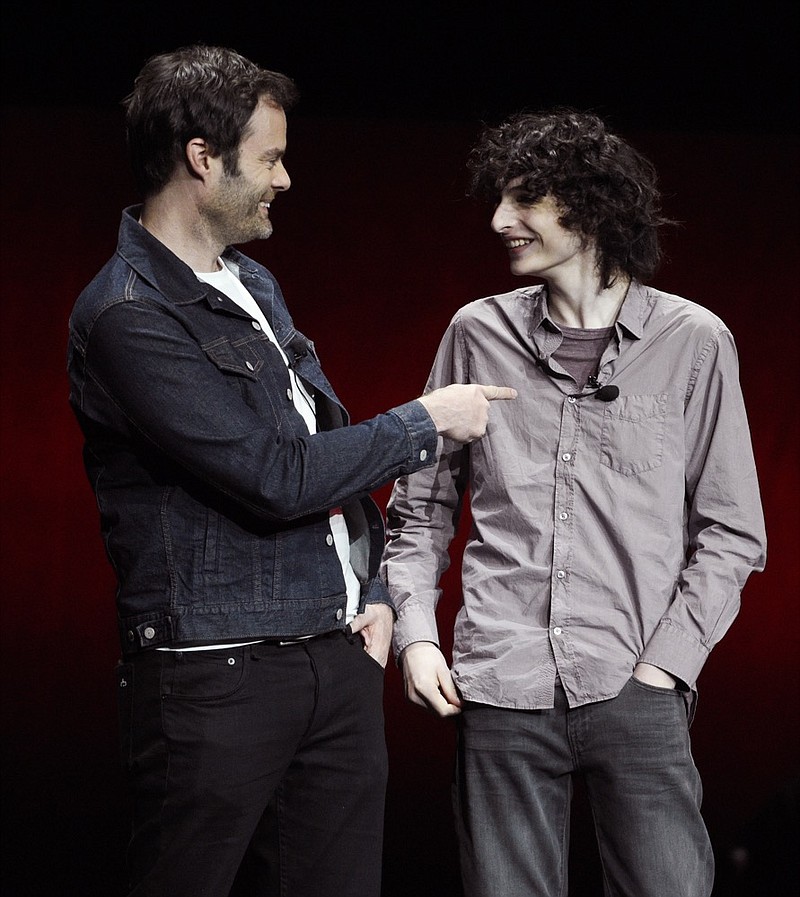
xmin=454 ymin=678 xmax=714 ymax=897
xmin=116 ymin=631 xmax=388 ymax=897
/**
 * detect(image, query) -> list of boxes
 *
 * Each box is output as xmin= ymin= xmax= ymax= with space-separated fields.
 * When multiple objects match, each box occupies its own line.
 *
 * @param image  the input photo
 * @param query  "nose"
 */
xmin=273 ymin=160 xmax=291 ymax=192
xmin=491 ymin=199 xmax=513 ymax=233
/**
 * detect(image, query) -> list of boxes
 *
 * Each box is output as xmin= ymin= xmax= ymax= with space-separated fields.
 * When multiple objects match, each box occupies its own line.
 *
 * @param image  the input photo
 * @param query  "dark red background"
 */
xmin=2 ymin=4 xmax=798 ymax=895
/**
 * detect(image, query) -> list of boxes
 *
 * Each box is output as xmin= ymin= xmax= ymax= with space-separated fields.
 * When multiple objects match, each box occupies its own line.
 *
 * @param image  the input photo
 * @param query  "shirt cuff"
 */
xmin=387 ymin=400 xmax=438 ymax=471
xmin=640 ymin=618 xmax=711 ymax=689
xmin=391 ymin=594 xmax=441 ymax=658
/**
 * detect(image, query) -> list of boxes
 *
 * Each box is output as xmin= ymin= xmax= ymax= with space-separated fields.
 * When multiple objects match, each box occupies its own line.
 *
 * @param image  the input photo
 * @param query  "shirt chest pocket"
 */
xmin=599 ymin=394 xmax=667 ymax=476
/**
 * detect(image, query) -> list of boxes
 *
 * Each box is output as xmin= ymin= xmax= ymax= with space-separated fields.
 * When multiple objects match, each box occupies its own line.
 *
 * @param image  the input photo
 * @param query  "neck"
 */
xmin=545 ymin=265 xmax=630 ymax=329
xmin=140 ymin=187 xmax=225 ymax=272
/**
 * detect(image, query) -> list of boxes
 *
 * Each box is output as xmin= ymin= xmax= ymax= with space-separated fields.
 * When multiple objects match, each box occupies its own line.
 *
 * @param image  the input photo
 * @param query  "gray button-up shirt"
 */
xmin=382 ymin=282 xmax=766 ymax=709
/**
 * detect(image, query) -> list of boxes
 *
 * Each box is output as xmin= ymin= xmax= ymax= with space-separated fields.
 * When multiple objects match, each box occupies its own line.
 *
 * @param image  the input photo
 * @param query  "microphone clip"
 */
xmin=594 ymin=384 xmax=620 ymax=402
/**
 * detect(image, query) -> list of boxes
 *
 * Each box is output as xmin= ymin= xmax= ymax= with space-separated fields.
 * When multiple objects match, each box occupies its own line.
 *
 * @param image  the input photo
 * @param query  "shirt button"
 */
xmin=252 ymin=321 xmax=261 ymax=330
xmin=419 ymin=449 xmax=428 ymax=461
xmin=245 ymin=361 xmax=254 ymax=371
xmin=559 ymin=512 xmax=569 ymax=520
xmin=336 ymin=608 xmax=344 ymax=620
xmin=286 ymin=388 xmax=293 ymax=401
xmin=561 ymin=452 xmax=572 ymax=462
xmin=326 ymin=534 xmax=333 ymax=546
xmin=143 ymin=626 xmax=156 ymax=640
xmin=556 ymin=570 xmax=566 ymax=579
xmin=553 ymin=627 xmax=563 ymax=636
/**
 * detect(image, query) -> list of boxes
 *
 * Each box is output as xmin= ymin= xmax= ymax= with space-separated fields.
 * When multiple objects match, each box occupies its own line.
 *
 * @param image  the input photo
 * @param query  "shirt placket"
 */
xmin=550 ymin=393 xmax=581 ymax=685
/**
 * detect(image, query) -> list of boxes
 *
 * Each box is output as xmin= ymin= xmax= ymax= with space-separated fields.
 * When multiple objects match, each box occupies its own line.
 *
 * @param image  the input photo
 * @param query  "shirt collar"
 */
xmin=527 ymin=280 xmax=647 ymax=340
xmin=615 ymin=281 xmax=647 ymax=340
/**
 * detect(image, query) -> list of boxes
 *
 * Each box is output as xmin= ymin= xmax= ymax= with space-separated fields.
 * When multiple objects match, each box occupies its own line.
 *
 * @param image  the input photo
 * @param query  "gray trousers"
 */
xmin=454 ymin=678 xmax=714 ymax=897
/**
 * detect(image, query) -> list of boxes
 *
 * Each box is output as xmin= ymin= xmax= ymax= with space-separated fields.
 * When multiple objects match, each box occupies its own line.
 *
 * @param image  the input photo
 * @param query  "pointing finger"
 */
xmin=479 ymin=385 xmax=517 ymax=401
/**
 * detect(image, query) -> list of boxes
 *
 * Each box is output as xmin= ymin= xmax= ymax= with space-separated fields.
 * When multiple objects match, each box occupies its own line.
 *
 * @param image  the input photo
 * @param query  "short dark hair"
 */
xmin=124 ymin=45 xmax=299 ymax=196
xmin=467 ymin=109 xmax=671 ymax=286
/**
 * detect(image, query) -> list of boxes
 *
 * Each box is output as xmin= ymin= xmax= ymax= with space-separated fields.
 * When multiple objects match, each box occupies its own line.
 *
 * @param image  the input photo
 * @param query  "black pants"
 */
xmin=117 ymin=631 xmax=388 ymax=896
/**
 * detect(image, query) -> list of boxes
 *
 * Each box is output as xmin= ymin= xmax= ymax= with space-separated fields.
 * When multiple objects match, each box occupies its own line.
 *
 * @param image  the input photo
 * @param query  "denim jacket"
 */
xmin=68 ymin=207 xmax=437 ymax=654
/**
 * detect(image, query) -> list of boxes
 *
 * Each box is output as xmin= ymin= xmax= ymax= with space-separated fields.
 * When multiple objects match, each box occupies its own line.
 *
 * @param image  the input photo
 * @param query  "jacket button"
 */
xmin=252 ymin=321 xmax=261 ymax=330
xmin=419 ymin=449 xmax=428 ymax=461
xmin=336 ymin=608 xmax=343 ymax=620
xmin=286 ymin=388 xmax=293 ymax=401
xmin=143 ymin=626 xmax=156 ymax=640
xmin=326 ymin=534 xmax=333 ymax=546
xmin=246 ymin=361 xmax=254 ymax=371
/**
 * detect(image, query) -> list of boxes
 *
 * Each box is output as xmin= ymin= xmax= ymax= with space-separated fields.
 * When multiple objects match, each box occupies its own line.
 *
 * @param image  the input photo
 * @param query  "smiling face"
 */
xmin=200 ymin=98 xmax=291 ymax=246
xmin=491 ymin=181 xmax=595 ymax=281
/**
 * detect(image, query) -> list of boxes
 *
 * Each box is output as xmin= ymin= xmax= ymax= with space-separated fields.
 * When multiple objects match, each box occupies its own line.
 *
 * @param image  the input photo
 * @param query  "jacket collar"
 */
xmin=115 ymin=205 xmax=264 ymax=307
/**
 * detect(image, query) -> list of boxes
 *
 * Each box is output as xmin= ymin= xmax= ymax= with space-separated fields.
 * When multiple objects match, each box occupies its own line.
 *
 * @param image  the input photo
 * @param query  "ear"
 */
xmin=184 ymin=137 xmax=215 ymax=180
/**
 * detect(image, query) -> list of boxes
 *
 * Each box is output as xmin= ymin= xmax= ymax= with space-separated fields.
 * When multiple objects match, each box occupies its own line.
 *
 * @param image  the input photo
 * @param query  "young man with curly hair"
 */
xmin=381 ymin=110 xmax=766 ymax=896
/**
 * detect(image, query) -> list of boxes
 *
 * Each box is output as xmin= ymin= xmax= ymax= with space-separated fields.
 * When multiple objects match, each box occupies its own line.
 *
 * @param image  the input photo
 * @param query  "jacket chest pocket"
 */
xmin=600 ymin=394 xmax=667 ymax=476
xmin=203 ymin=335 xmax=265 ymax=379
xmin=203 ymin=334 xmax=295 ymax=427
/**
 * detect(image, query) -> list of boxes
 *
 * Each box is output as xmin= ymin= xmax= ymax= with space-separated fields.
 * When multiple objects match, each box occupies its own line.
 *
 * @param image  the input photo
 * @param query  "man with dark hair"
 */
xmin=67 ymin=44 xmax=514 ymax=897
xmin=382 ymin=109 xmax=766 ymax=896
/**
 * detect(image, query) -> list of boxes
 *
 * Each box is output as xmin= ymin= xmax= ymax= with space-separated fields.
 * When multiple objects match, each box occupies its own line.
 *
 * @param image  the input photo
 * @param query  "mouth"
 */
xmin=259 ymin=200 xmax=272 ymax=214
xmin=505 ymin=238 xmax=533 ymax=250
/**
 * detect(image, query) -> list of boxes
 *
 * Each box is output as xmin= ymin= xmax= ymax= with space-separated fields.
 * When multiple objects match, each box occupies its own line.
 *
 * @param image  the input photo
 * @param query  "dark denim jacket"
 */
xmin=68 ymin=208 xmax=437 ymax=654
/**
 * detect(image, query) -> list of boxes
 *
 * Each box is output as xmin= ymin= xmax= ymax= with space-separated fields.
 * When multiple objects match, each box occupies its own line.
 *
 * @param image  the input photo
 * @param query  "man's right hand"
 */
xmin=418 ymin=384 xmax=516 ymax=443
xmin=400 ymin=641 xmax=463 ymax=718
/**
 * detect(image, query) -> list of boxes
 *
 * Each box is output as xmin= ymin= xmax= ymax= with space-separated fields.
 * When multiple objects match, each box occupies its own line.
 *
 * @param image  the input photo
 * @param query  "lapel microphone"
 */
xmin=586 ymin=375 xmax=620 ymax=402
xmin=595 ymin=385 xmax=620 ymax=402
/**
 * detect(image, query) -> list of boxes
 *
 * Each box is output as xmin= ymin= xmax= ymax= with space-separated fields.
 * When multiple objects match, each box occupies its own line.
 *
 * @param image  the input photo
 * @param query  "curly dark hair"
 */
xmin=467 ymin=109 xmax=671 ymax=286
xmin=124 ymin=45 xmax=299 ymax=197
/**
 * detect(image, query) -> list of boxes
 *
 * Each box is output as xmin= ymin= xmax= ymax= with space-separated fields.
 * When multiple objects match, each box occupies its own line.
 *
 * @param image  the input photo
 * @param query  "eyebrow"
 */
xmin=258 ymin=147 xmax=285 ymax=162
xmin=506 ymin=183 xmax=543 ymax=201
xmin=506 ymin=181 xmax=532 ymax=194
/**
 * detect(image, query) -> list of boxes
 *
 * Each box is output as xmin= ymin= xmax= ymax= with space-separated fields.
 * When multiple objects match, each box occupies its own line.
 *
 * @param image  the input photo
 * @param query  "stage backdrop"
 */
xmin=1 ymin=108 xmax=797 ymax=896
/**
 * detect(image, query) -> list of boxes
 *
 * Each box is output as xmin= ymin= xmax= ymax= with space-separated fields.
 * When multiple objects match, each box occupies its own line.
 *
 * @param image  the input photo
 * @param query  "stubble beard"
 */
xmin=202 ymin=176 xmax=273 ymax=246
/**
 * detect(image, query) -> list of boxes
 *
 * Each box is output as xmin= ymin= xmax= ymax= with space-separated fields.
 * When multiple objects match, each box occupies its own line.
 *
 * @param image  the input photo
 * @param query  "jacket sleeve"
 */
xmin=72 ymin=296 xmax=438 ymax=522
xmin=381 ymin=315 xmax=470 ymax=656
xmin=640 ymin=326 xmax=767 ymax=686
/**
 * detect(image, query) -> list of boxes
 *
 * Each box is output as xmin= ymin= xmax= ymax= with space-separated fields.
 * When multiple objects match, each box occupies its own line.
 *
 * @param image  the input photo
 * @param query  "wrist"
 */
xmin=633 ymin=662 xmax=677 ymax=689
